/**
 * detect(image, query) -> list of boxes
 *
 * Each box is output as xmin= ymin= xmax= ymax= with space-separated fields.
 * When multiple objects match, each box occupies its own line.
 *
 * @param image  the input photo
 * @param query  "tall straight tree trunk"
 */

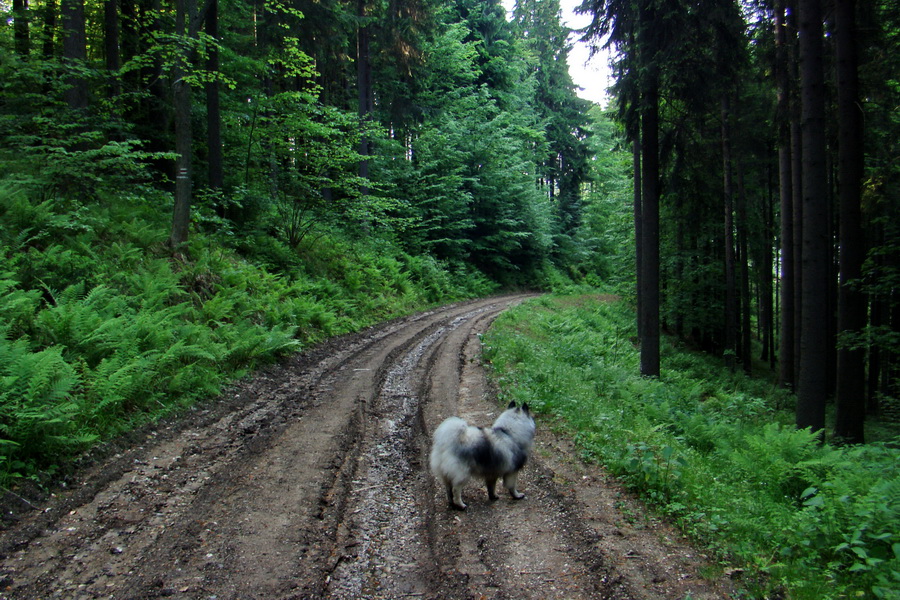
xmin=41 ymin=0 xmax=57 ymax=59
xmin=357 ymin=0 xmax=373 ymax=195
xmin=13 ymin=0 xmax=30 ymax=56
xmin=738 ymin=162 xmax=752 ymax=374
xmin=206 ymin=0 xmax=224 ymax=191
xmin=776 ymin=0 xmax=796 ymax=389
xmin=722 ymin=96 xmax=738 ymax=370
xmin=796 ymin=0 xmax=828 ymax=435
xmin=104 ymin=0 xmax=121 ymax=98
xmin=61 ymin=0 xmax=89 ymax=110
xmin=833 ymin=0 xmax=866 ymax=443
xmin=634 ymin=137 xmax=643 ymax=340
xmin=169 ymin=0 xmax=195 ymax=250
xmin=762 ymin=165 xmax=776 ymax=369
xmin=787 ymin=0 xmax=804 ymax=387
xmin=639 ymin=66 xmax=660 ymax=378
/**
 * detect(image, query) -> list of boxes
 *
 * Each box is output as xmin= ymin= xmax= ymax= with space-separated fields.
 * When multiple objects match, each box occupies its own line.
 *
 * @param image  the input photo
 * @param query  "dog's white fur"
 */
xmin=430 ymin=402 xmax=535 ymax=510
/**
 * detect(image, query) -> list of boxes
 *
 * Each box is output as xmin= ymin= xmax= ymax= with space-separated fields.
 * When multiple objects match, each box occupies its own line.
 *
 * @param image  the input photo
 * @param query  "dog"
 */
xmin=429 ymin=401 xmax=535 ymax=510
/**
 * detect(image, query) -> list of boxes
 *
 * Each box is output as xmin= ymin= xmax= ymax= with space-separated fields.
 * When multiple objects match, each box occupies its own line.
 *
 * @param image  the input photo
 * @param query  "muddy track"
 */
xmin=0 ymin=295 xmax=734 ymax=600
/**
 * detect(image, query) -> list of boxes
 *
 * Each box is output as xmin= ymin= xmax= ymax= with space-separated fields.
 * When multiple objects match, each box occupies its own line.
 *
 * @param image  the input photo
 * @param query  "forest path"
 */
xmin=0 ymin=295 xmax=734 ymax=599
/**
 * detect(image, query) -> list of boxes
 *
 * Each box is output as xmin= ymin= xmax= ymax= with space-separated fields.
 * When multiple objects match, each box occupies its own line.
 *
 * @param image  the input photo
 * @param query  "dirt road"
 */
xmin=0 ymin=295 xmax=734 ymax=599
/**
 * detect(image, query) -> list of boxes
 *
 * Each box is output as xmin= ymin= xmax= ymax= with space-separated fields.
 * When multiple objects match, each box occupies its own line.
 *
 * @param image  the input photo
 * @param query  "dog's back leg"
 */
xmin=503 ymin=471 xmax=525 ymax=500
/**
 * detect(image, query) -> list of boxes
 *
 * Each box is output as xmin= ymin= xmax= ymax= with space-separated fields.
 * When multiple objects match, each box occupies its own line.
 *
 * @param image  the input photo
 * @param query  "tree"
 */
xmin=775 ymin=0 xmax=796 ymax=390
xmin=795 ymin=0 xmax=828 ymax=435
xmin=61 ymin=0 xmax=88 ymax=111
xmin=833 ymin=0 xmax=866 ymax=443
xmin=169 ymin=0 xmax=197 ymax=250
xmin=13 ymin=0 xmax=30 ymax=56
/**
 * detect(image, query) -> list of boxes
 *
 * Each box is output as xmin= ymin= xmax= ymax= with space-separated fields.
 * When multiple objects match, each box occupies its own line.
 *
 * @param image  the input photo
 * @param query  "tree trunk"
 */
xmin=738 ymin=161 xmax=752 ymax=374
xmin=13 ymin=0 xmax=30 ymax=57
xmin=357 ymin=0 xmax=373 ymax=195
xmin=169 ymin=0 xmax=195 ymax=251
xmin=796 ymin=0 xmax=828 ymax=435
xmin=634 ymin=137 xmax=643 ymax=340
xmin=41 ymin=0 xmax=57 ymax=59
xmin=776 ymin=0 xmax=796 ymax=389
xmin=722 ymin=96 xmax=738 ymax=370
xmin=788 ymin=0 xmax=804 ymax=387
xmin=206 ymin=0 xmax=224 ymax=191
xmin=61 ymin=0 xmax=89 ymax=110
xmin=833 ymin=0 xmax=866 ymax=443
xmin=639 ymin=42 xmax=660 ymax=378
xmin=104 ymin=0 xmax=121 ymax=99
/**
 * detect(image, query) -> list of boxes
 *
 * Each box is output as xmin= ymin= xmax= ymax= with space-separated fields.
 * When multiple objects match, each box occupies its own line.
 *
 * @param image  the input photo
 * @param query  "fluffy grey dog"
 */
xmin=429 ymin=402 xmax=535 ymax=510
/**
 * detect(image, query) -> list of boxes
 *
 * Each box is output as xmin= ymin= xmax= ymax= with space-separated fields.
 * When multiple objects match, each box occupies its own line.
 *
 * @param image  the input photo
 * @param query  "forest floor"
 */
xmin=0 ymin=295 xmax=738 ymax=599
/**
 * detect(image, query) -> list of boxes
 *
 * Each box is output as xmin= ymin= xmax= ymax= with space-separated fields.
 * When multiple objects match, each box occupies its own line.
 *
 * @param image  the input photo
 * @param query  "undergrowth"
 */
xmin=0 ymin=183 xmax=497 ymax=485
xmin=482 ymin=292 xmax=900 ymax=600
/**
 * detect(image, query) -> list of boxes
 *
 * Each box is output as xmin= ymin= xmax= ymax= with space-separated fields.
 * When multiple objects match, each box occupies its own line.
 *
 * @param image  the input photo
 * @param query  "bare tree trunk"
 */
xmin=104 ymin=0 xmax=121 ymax=99
xmin=634 ymin=137 xmax=643 ymax=340
xmin=206 ymin=0 xmax=224 ymax=191
xmin=796 ymin=0 xmax=828 ymax=436
xmin=738 ymin=161 xmax=752 ymax=374
xmin=833 ymin=0 xmax=866 ymax=443
xmin=722 ymin=96 xmax=738 ymax=370
xmin=169 ymin=0 xmax=195 ymax=251
xmin=61 ymin=0 xmax=89 ymax=110
xmin=776 ymin=0 xmax=796 ymax=389
xmin=13 ymin=0 xmax=30 ymax=57
xmin=357 ymin=0 xmax=373 ymax=196
xmin=41 ymin=0 xmax=57 ymax=59
xmin=639 ymin=50 xmax=660 ymax=378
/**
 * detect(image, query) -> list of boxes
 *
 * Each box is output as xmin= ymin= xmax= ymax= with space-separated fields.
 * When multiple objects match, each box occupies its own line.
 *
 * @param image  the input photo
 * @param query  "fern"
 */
xmin=0 ymin=276 xmax=41 ymax=336
xmin=0 ymin=336 xmax=94 ymax=476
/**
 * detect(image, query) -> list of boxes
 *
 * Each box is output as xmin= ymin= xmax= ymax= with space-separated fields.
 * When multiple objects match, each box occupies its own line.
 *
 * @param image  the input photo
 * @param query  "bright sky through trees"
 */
xmin=504 ymin=0 xmax=612 ymax=105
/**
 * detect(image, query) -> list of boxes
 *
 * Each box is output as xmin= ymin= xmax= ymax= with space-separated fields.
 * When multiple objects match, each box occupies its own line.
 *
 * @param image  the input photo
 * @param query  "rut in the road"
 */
xmin=324 ymin=315 xmax=457 ymax=599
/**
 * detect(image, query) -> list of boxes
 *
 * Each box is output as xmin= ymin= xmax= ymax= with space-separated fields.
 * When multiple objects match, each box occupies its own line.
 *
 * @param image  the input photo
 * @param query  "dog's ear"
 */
xmin=507 ymin=400 xmax=517 ymax=410
xmin=521 ymin=403 xmax=530 ymax=414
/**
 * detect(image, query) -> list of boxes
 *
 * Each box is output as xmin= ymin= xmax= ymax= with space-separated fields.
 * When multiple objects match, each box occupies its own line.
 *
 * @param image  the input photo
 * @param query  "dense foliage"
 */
xmin=0 ymin=181 xmax=500 ymax=480
xmin=578 ymin=0 xmax=900 ymax=441
xmin=0 ymin=0 xmax=625 ymax=481
xmin=485 ymin=294 xmax=900 ymax=599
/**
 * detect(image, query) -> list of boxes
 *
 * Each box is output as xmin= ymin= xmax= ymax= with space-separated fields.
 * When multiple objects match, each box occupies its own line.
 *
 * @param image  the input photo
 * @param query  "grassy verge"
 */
xmin=0 ymin=184 xmax=498 ymax=485
xmin=482 ymin=292 xmax=900 ymax=599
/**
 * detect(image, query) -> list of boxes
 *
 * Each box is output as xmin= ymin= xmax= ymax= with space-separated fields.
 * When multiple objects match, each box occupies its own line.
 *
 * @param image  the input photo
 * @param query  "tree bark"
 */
xmin=638 ymin=7 xmax=660 ymax=378
xmin=41 ymin=0 xmax=57 ymax=59
xmin=169 ymin=0 xmax=195 ymax=250
xmin=833 ymin=0 xmax=866 ymax=443
xmin=104 ymin=0 xmax=121 ymax=98
xmin=634 ymin=137 xmax=643 ymax=340
xmin=738 ymin=161 xmax=752 ymax=374
xmin=775 ymin=0 xmax=796 ymax=389
xmin=796 ymin=0 xmax=828 ymax=435
xmin=722 ymin=96 xmax=738 ymax=371
xmin=357 ymin=0 xmax=374 ymax=195
xmin=61 ymin=0 xmax=89 ymax=111
xmin=13 ymin=0 xmax=30 ymax=57
xmin=206 ymin=0 xmax=224 ymax=191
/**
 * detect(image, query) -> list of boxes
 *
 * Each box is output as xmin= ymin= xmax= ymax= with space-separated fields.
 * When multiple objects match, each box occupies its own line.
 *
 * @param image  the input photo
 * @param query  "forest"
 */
xmin=1 ymin=0 xmax=900 ymax=594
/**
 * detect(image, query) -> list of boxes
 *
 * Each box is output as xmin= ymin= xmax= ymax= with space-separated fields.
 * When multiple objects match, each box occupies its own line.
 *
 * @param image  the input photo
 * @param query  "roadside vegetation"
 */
xmin=0 ymin=184 xmax=498 ymax=485
xmin=483 ymin=293 xmax=900 ymax=600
